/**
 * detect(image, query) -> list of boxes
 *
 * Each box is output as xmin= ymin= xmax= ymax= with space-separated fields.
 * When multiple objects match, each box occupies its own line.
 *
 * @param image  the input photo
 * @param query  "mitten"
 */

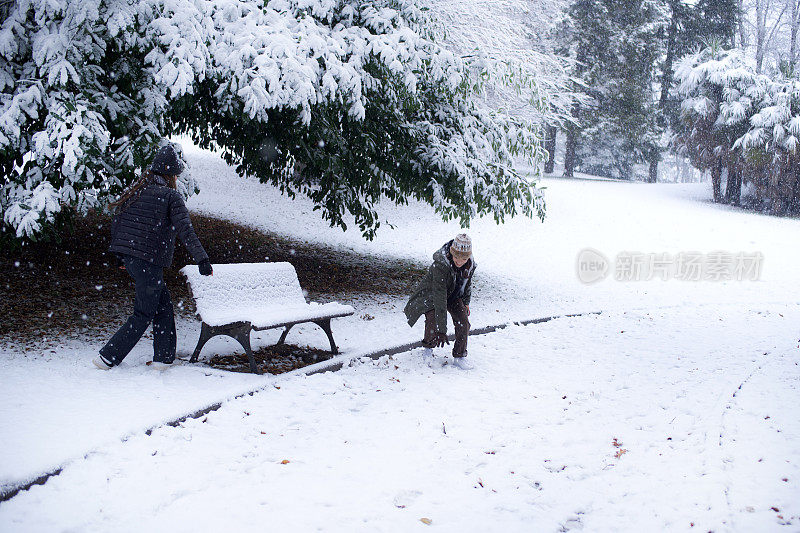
xmin=198 ymin=259 xmax=213 ymax=276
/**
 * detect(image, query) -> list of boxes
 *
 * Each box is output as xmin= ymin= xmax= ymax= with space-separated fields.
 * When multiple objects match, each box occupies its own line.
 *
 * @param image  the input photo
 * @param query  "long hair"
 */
xmin=108 ymin=170 xmax=177 ymax=211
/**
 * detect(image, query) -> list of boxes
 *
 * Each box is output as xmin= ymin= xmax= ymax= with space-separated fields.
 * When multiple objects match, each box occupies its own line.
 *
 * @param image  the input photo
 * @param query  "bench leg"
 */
xmin=229 ymin=323 xmax=260 ymax=375
xmin=190 ymin=322 xmax=214 ymax=363
xmin=189 ymin=321 xmax=260 ymax=374
xmin=277 ymin=325 xmax=293 ymax=346
xmin=313 ymin=319 xmax=339 ymax=354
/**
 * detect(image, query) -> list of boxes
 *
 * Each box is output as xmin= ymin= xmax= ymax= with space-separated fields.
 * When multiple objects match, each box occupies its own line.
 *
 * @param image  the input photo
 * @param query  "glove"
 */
xmin=432 ymin=332 xmax=450 ymax=348
xmin=198 ymin=259 xmax=213 ymax=276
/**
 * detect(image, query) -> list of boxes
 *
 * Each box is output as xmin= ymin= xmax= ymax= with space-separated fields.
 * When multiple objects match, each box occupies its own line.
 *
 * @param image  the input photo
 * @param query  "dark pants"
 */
xmin=100 ymin=256 xmax=176 ymax=365
xmin=423 ymin=298 xmax=470 ymax=358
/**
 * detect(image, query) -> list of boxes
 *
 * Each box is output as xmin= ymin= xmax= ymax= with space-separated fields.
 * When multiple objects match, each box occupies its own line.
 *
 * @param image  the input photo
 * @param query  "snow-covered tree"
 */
xmin=559 ymin=0 xmax=665 ymax=181
xmin=1 ymin=0 xmax=548 ymax=243
xmin=736 ymin=77 xmax=800 ymax=212
xmin=674 ymin=43 xmax=799 ymax=212
xmin=674 ymin=45 xmax=758 ymax=202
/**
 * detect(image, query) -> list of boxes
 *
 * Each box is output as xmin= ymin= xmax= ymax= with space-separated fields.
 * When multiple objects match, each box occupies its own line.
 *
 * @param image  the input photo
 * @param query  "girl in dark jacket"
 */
xmin=94 ymin=145 xmax=212 ymax=370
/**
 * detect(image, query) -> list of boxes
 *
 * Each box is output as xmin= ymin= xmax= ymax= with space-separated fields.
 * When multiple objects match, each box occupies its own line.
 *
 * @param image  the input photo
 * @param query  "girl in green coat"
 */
xmin=404 ymin=234 xmax=476 ymax=369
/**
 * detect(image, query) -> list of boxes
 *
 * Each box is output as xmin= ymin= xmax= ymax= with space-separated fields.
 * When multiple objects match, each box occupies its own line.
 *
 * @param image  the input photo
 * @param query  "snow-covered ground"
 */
xmin=1 ymin=140 xmax=799 ymax=531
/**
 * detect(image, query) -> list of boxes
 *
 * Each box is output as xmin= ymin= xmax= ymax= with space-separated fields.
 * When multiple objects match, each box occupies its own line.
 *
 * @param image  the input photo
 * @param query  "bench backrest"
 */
xmin=181 ymin=262 xmax=307 ymax=319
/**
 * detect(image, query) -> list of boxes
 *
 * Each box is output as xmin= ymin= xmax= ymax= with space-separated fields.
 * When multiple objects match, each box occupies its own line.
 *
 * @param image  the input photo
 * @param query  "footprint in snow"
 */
xmin=393 ymin=489 xmax=423 ymax=509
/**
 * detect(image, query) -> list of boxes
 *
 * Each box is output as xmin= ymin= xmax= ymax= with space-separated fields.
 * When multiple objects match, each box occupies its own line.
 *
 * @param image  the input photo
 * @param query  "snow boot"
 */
xmin=452 ymin=357 xmax=474 ymax=370
xmin=93 ymin=355 xmax=113 ymax=370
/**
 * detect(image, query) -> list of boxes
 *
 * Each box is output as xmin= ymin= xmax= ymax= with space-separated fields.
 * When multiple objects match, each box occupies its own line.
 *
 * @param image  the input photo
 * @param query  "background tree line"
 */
xmin=546 ymin=0 xmax=799 ymax=215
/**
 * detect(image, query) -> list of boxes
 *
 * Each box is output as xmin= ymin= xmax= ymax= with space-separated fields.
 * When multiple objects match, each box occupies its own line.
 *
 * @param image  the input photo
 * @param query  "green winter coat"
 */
xmin=404 ymin=241 xmax=476 ymax=334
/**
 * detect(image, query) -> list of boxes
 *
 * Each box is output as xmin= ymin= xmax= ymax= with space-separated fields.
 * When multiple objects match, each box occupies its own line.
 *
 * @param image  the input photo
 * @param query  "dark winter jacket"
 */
xmin=404 ymin=240 xmax=476 ymax=334
xmin=109 ymin=174 xmax=208 ymax=268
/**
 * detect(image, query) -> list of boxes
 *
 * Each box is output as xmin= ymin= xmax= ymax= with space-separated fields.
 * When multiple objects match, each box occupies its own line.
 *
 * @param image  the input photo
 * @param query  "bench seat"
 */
xmin=200 ymin=302 xmax=354 ymax=330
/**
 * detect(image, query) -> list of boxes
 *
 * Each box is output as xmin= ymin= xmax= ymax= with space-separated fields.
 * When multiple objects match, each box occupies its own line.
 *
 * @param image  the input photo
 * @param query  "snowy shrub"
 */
xmin=735 ymin=78 xmax=800 ymax=213
xmin=674 ymin=44 xmax=800 ymax=213
xmin=0 ymin=0 xmax=547 ymax=243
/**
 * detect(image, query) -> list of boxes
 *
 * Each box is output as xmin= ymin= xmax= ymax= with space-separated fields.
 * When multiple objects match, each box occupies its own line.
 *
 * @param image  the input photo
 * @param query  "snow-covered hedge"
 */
xmin=674 ymin=46 xmax=800 ymax=213
xmin=0 ymin=0 xmax=547 ymax=242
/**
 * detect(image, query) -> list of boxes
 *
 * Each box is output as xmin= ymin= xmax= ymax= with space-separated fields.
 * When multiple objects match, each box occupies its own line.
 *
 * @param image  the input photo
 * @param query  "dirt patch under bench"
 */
xmin=0 ymin=212 xmax=426 ymax=354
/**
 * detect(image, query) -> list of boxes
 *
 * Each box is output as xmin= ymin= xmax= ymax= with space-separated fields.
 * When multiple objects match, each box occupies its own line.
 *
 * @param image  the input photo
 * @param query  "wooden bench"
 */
xmin=181 ymin=262 xmax=354 ymax=373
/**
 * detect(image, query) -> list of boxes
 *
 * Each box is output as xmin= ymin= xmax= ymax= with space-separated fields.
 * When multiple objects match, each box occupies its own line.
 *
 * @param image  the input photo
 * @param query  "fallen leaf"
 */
xmin=772 ymin=507 xmax=780 ymax=512
xmin=614 ymin=449 xmax=628 ymax=459
xmin=260 ymin=431 xmax=266 ymax=435
xmin=420 ymin=518 xmax=432 ymax=525
xmin=281 ymin=459 xmax=290 ymax=465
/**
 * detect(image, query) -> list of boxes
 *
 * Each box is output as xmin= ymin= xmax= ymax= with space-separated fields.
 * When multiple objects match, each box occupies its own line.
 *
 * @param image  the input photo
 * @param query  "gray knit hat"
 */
xmin=450 ymin=233 xmax=472 ymax=259
xmin=150 ymin=144 xmax=184 ymax=176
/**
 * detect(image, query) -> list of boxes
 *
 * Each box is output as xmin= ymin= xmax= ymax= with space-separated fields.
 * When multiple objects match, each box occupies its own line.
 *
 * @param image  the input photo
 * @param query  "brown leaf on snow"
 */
xmin=614 ymin=449 xmax=628 ymax=459
xmin=281 ymin=459 xmax=290 ymax=464
xmin=420 ymin=518 xmax=432 ymax=525
xmin=612 ymin=438 xmax=622 ymax=448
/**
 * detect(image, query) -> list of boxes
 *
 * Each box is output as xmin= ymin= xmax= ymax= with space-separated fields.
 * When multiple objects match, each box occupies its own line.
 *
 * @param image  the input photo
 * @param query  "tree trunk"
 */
xmin=738 ymin=0 xmax=748 ymax=48
xmin=788 ymin=162 xmax=800 ymax=212
xmin=754 ymin=0 xmax=790 ymax=73
xmin=544 ymin=125 xmax=557 ymax=174
xmin=755 ymin=0 xmax=767 ymax=73
xmin=563 ymin=43 xmax=586 ymax=180
xmin=771 ymin=165 xmax=788 ymax=215
xmin=711 ymin=161 xmax=723 ymax=203
xmin=791 ymin=0 xmax=799 ymax=71
xmin=563 ymin=129 xmax=577 ymax=178
xmin=725 ymin=165 xmax=742 ymax=206
xmin=648 ymin=150 xmax=659 ymax=183
xmin=660 ymin=0 xmax=679 ymax=114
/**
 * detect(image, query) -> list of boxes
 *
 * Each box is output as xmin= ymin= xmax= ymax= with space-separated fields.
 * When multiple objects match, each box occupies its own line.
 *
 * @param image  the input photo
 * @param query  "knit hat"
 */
xmin=450 ymin=233 xmax=472 ymax=259
xmin=150 ymin=144 xmax=184 ymax=176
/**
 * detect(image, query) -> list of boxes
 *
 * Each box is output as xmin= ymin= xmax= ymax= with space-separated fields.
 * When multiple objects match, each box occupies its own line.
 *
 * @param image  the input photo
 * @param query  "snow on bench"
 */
xmin=181 ymin=262 xmax=354 ymax=373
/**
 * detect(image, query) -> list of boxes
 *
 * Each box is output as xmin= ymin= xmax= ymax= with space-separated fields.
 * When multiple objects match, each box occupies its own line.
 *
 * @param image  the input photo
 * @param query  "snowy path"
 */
xmin=1 ymin=305 xmax=798 ymax=531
